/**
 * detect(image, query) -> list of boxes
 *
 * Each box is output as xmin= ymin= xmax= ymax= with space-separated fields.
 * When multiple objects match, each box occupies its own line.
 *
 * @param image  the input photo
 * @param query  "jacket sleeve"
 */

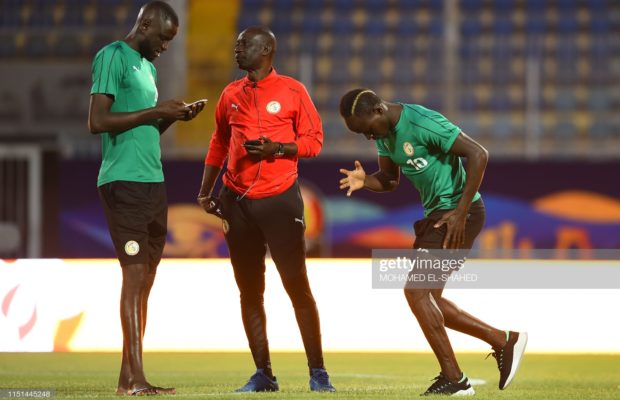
xmin=205 ymin=91 xmax=231 ymax=167
xmin=293 ymin=83 xmax=323 ymax=158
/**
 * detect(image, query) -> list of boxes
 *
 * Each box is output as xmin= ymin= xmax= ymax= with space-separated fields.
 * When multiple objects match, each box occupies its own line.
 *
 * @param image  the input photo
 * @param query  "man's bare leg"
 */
xmin=431 ymin=288 xmax=506 ymax=348
xmin=115 ymin=264 xmax=175 ymax=395
xmin=404 ymin=288 xmax=462 ymax=382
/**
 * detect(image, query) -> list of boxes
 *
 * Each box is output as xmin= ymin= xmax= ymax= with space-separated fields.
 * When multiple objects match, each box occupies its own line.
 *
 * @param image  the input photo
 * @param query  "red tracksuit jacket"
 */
xmin=205 ymin=69 xmax=323 ymax=199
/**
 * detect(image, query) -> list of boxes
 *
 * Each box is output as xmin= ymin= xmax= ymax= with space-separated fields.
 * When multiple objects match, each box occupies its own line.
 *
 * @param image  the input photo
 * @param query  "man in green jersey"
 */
xmin=88 ymin=1 xmax=205 ymax=395
xmin=338 ymin=88 xmax=527 ymax=396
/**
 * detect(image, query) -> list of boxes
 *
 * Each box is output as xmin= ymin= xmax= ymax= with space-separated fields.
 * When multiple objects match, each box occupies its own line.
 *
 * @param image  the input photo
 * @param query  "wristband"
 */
xmin=274 ymin=142 xmax=285 ymax=157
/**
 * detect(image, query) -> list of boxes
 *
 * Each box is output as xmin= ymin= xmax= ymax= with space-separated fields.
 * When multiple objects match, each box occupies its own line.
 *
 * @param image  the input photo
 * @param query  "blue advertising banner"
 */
xmin=58 ymin=160 xmax=620 ymax=258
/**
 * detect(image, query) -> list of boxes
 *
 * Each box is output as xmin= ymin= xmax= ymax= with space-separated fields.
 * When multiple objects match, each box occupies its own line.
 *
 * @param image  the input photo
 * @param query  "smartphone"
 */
xmin=186 ymin=99 xmax=208 ymax=108
xmin=243 ymin=139 xmax=263 ymax=147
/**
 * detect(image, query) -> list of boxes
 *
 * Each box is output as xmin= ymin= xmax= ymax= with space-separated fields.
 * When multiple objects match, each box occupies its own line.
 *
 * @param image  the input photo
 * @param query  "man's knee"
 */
xmin=233 ymin=269 xmax=265 ymax=307
xmin=239 ymin=291 xmax=264 ymax=308
xmin=121 ymin=264 xmax=150 ymax=289
xmin=290 ymin=292 xmax=316 ymax=310
xmin=404 ymin=288 xmax=431 ymax=310
xmin=282 ymin=275 xmax=316 ymax=309
xmin=405 ymin=289 xmax=446 ymax=332
xmin=404 ymin=287 xmax=425 ymax=301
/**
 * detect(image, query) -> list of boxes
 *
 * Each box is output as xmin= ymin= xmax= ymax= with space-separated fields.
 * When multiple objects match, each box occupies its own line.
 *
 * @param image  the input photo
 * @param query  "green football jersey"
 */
xmin=376 ymin=104 xmax=481 ymax=216
xmin=90 ymin=40 xmax=163 ymax=187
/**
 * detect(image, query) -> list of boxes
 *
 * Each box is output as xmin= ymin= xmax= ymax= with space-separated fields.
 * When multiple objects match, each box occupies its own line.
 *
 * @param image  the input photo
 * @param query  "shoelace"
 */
xmin=244 ymin=372 xmax=275 ymax=387
xmin=243 ymin=373 xmax=259 ymax=386
xmin=312 ymin=370 xmax=330 ymax=384
xmin=247 ymin=371 xmax=268 ymax=385
xmin=427 ymin=375 xmax=450 ymax=393
xmin=430 ymin=383 xmax=449 ymax=393
xmin=486 ymin=347 xmax=504 ymax=370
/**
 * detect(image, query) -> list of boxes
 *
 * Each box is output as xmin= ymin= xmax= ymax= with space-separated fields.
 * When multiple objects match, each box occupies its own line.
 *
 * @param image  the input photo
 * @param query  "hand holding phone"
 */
xmin=185 ymin=98 xmax=208 ymax=109
xmin=183 ymin=99 xmax=208 ymax=121
xmin=197 ymin=195 xmax=223 ymax=219
xmin=243 ymin=139 xmax=263 ymax=147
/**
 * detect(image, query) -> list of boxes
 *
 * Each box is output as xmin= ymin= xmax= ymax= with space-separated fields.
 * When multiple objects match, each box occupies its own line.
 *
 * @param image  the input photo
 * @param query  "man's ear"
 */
xmin=374 ymin=103 xmax=386 ymax=115
xmin=139 ymin=18 xmax=152 ymax=33
xmin=262 ymin=43 xmax=273 ymax=56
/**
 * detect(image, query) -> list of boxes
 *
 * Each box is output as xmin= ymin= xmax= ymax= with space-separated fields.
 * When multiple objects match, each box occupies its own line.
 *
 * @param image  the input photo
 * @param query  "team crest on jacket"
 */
xmin=403 ymin=142 xmax=414 ymax=156
xmin=266 ymin=101 xmax=281 ymax=114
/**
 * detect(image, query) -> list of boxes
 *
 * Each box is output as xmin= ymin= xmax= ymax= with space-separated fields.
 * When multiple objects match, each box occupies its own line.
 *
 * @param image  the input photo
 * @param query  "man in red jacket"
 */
xmin=197 ymin=26 xmax=335 ymax=393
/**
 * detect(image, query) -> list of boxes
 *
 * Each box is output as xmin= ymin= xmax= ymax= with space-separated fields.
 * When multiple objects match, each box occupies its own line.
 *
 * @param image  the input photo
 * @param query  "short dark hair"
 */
xmin=144 ymin=1 xmax=179 ymax=26
xmin=340 ymin=88 xmax=381 ymax=118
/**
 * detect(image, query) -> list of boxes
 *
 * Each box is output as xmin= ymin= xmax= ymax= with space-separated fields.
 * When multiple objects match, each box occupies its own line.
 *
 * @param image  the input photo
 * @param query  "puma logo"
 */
xmin=231 ymin=103 xmax=239 ymax=111
xmin=294 ymin=217 xmax=304 ymax=226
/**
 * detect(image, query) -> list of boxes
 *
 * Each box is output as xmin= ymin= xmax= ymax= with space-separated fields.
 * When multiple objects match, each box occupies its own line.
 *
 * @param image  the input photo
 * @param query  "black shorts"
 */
xmin=413 ymin=198 xmax=486 ymax=251
xmin=406 ymin=199 xmax=485 ymax=289
xmin=98 ymin=181 xmax=167 ymax=267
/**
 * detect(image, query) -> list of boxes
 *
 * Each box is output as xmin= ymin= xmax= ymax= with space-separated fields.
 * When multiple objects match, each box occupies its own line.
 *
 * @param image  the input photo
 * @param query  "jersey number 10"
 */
xmin=406 ymin=157 xmax=429 ymax=170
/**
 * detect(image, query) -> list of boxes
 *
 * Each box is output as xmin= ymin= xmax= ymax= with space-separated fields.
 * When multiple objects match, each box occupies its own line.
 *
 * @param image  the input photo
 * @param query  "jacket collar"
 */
xmin=243 ymin=68 xmax=278 ymax=88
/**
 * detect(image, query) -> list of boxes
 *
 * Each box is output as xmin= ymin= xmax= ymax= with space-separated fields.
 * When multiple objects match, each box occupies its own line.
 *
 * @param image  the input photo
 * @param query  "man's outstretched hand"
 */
xmin=339 ymin=160 xmax=366 ymax=197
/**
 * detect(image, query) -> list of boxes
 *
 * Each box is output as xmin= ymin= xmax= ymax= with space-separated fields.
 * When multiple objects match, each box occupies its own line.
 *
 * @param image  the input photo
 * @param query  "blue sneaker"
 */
xmin=235 ymin=369 xmax=279 ymax=392
xmin=309 ymin=368 xmax=336 ymax=392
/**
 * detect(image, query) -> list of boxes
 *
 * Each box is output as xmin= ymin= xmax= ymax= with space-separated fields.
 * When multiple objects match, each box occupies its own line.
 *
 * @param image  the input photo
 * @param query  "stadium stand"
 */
xmin=234 ymin=0 xmax=619 ymax=155
xmin=0 ymin=0 xmax=142 ymax=59
xmin=0 ymin=0 xmax=618 ymax=156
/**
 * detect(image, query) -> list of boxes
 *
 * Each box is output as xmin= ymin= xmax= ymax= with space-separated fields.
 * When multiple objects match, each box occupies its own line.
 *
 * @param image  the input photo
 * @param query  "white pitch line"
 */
xmin=469 ymin=378 xmax=487 ymax=386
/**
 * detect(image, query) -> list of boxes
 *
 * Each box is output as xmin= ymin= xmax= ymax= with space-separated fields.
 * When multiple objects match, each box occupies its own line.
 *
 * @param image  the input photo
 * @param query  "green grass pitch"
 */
xmin=1 ymin=352 xmax=618 ymax=399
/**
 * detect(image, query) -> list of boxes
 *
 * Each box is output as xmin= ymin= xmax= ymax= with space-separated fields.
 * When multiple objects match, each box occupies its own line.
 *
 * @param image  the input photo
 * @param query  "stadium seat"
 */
xmin=301 ymin=12 xmax=322 ymax=34
xmin=29 ymin=3 xmax=55 ymax=27
xmin=0 ymin=33 xmax=18 ymax=58
xmin=242 ymin=0 xmax=265 ymax=11
xmin=490 ymin=91 xmax=512 ymax=112
xmin=587 ymin=89 xmax=610 ymax=112
xmin=554 ymin=120 xmax=579 ymax=138
xmin=457 ymin=116 xmax=481 ymax=136
xmin=0 ymin=2 xmax=20 ymax=27
xmin=491 ymin=117 xmax=515 ymax=138
xmin=459 ymin=92 xmax=479 ymax=112
xmin=231 ymin=0 xmax=619 ymax=146
xmin=460 ymin=0 xmax=483 ymax=12
xmin=23 ymin=32 xmax=50 ymax=58
xmin=238 ymin=13 xmax=259 ymax=29
xmin=56 ymin=32 xmax=83 ymax=58
xmin=590 ymin=121 xmax=612 ymax=139
xmin=493 ymin=15 xmax=513 ymax=35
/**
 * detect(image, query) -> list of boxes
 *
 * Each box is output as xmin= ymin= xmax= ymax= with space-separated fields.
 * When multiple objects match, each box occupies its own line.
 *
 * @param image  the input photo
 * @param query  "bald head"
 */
xmin=136 ymin=1 xmax=179 ymax=27
xmin=235 ymin=26 xmax=277 ymax=77
xmin=126 ymin=0 xmax=178 ymax=61
xmin=241 ymin=26 xmax=277 ymax=55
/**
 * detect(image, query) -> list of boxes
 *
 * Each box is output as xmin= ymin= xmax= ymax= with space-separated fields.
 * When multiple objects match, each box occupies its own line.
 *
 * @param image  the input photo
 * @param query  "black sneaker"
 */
xmin=421 ymin=373 xmax=475 ymax=396
xmin=488 ymin=331 xmax=528 ymax=390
